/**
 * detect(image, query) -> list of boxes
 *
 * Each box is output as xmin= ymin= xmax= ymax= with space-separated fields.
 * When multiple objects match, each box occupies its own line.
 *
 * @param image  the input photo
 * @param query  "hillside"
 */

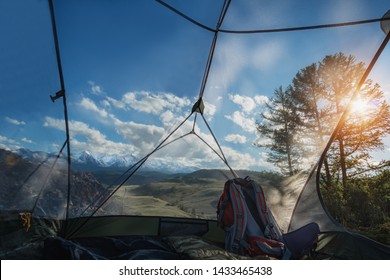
xmin=91 ymin=169 xmax=183 ymax=186
xmin=129 ymin=169 xmax=285 ymax=220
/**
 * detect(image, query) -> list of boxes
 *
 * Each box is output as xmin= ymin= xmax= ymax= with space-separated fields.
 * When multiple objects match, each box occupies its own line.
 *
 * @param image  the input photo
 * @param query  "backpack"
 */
xmin=217 ymin=176 xmax=319 ymax=259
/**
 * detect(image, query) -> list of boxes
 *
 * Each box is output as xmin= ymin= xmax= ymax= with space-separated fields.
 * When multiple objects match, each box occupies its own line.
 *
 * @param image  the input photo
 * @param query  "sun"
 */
xmin=349 ymin=98 xmax=376 ymax=121
xmin=349 ymin=97 xmax=371 ymax=115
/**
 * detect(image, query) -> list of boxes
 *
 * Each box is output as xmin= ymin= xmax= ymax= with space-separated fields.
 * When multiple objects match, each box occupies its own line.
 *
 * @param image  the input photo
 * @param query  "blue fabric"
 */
xmin=283 ymin=222 xmax=320 ymax=258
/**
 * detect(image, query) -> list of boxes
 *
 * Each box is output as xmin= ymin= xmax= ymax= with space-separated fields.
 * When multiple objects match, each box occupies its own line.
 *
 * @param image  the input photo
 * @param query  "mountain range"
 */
xmin=13 ymin=148 xmax=196 ymax=173
xmin=9 ymin=148 xmax=285 ymax=186
xmin=72 ymin=150 xmax=136 ymax=171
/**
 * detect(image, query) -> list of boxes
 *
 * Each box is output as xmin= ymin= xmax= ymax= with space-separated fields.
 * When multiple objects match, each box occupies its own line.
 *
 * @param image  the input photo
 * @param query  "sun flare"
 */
xmin=350 ymin=97 xmax=371 ymax=115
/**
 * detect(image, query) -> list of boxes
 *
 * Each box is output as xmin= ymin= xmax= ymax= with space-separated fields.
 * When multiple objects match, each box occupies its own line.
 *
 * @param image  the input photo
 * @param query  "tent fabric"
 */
xmin=65 ymin=216 xmax=224 ymax=241
xmin=288 ymin=169 xmax=344 ymax=232
xmin=315 ymin=232 xmax=390 ymax=260
xmin=0 ymin=215 xmax=61 ymax=259
xmin=1 ymin=215 xmax=389 ymax=260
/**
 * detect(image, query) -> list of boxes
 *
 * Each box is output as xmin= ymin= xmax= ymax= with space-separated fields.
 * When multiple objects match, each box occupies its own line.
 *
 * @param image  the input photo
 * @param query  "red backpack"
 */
xmin=217 ymin=177 xmax=319 ymax=259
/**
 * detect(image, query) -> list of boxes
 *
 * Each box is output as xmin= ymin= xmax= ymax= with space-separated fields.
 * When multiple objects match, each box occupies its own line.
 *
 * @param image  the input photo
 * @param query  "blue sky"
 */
xmin=1 ymin=0 xmax=389 ymax=172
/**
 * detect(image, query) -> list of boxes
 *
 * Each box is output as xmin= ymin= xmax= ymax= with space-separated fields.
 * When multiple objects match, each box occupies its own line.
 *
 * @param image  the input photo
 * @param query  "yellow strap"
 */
xmin=20 ymin=212 xmax=31 ymax=232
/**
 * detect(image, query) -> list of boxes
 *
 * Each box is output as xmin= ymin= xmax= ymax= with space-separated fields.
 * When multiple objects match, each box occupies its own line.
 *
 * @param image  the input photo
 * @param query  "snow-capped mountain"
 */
xmin=72 ymin=150 xmax=136 ymax=170
xmin=72 ymin=151 xmax=199 ymax=172
xmin=75 ymin=150 xmax=105 ymax=167
xmin=12 ymin=148 xmax=135 ymax=170
xmin=99 ymin=154 xmax=135 ymax=168
xmin=11 ymin=148 xmax=197 ymax=173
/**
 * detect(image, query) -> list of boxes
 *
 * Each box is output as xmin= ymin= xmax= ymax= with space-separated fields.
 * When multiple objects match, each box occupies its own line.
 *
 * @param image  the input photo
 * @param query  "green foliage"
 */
xmin=320 ymin=169 xmax=390 ymax=245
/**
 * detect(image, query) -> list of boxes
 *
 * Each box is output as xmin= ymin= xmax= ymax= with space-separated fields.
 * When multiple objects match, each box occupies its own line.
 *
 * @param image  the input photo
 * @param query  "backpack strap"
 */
xmin=229 ymin=181 xmax=247 ymax=253
xmin=219 ymin=180 xmax=248 ymax=254
xmin=244 ymin=177 xmax=283 ymax=241
xmin=216 ymin=186 xmax=229 ymax=227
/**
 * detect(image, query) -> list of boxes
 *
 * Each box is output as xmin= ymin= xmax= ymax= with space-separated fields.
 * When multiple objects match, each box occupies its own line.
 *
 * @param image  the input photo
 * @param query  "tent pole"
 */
xmin=48 ymin=0 xmax=71 ymax=237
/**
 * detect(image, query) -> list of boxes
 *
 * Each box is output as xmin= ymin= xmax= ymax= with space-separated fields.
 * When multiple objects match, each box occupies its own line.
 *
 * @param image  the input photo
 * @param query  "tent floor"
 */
xmin=43 ymin=235 xmax=271 ymax=260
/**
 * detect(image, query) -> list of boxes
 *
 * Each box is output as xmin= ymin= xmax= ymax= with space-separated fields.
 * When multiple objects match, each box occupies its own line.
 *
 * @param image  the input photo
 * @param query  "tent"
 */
xmin=0 ymin=0 xmax=389 ymax=259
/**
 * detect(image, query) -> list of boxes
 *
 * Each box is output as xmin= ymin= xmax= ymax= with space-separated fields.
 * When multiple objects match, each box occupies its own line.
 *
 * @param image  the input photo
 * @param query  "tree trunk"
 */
xmin=285 ymin=122 xmax=294 ymax=176
xmin=338 ymin=133 xmax=347 ymax=191
xmin=287 ymin=147 xmax=293 ymax=176
xmin=313 ymin=101 xmax=332 ymax=187
xmin=323 ymin=157 xmax=332 ymax=187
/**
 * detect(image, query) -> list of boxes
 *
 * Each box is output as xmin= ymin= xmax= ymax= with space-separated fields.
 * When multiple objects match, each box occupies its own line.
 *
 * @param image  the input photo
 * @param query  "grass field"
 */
xmin=105 ymin=185 xmax=192 ymax=217
xmin=97 ymin=170 xmax=300 ymax=229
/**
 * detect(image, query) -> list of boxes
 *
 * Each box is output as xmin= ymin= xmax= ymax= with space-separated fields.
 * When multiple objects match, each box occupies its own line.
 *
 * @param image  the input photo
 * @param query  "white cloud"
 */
xmin=228 ymin=94 xmax=269 ymax=113
xmin=137 ymin=117 xmax=228 ymax=168
xmin=88 ymin=81 xmax=104 ymax=95
xmin=225 ymin=147 xmax=277 ymax=171
xmin=62 ymin=122 xmax=163 ymax=158
xmin=0 ymin=135 xmax=21 ymax=150
xmin=224 ymin=134 xmax=247 ymax=144
xmin=21 ymin=137 xmax=33 ymax=144
xmin=223 ymin=146 xmax=257 ymax=170
xmin=47 ymin=90 xmax=194 ymax=157
xmin=114 ymin=119 xmax=166 ymax=152
xmin=0 ymin=135 xmax=18 ymax=144
xmin=106 ymin=91 xmax=192 ymax=115
xmin=163 ymin=93 xmax=192 ymax=108
xmin=40 ymin=88 xmax=272 ymax=171
xmin=43 ymin=117 xmax=64 ymax=130
xmin=203 ymin=100 xmax=217 ymax=120
xmin=41 ymin=114 xmax=272 ymax=171
xmin=5 ymin=117 xmax=26 ymax=126
xmin=149 ymin=132 xmax=234 ymax=171
xmin=229 ymin=94 xmax=257 ymax=113
xmin=225 ymin=111 xmax=257 ymax=133
xmin=152 ymin=139 xmax=273 ymax=172
xmin=254 ymin=134 xmax=272 ymax=147
xmin=254 ymin=95 xmax=269 ymax=105
xmin=100 ymin=99 xmax=111 ymax=108
xmin=43 ymin=116 xmax=136 ymax=156
xmin=122 ymin=91 xmax=191 ymax=115
xmin=80 ymin=97 xmax=109 ymax=118
xmin=160 ymin=110 xmax=175 ymax=126
xmin=82 ymin=92 xmax=193 ymax=135
xmin=106 ymin=96 xmax=126 ymax=110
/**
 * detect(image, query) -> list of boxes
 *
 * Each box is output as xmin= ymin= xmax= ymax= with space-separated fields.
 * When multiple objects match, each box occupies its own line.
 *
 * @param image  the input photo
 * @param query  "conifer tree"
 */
xmin=319 ymin=53 xmax=390 ymax=188
xmin=290 ymin=63 xmax=333 ymax=185
xmin=257 ymin=53 xmax=390 ymax=183
xmin=256 ymin=86 xmax=302 ymax=176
